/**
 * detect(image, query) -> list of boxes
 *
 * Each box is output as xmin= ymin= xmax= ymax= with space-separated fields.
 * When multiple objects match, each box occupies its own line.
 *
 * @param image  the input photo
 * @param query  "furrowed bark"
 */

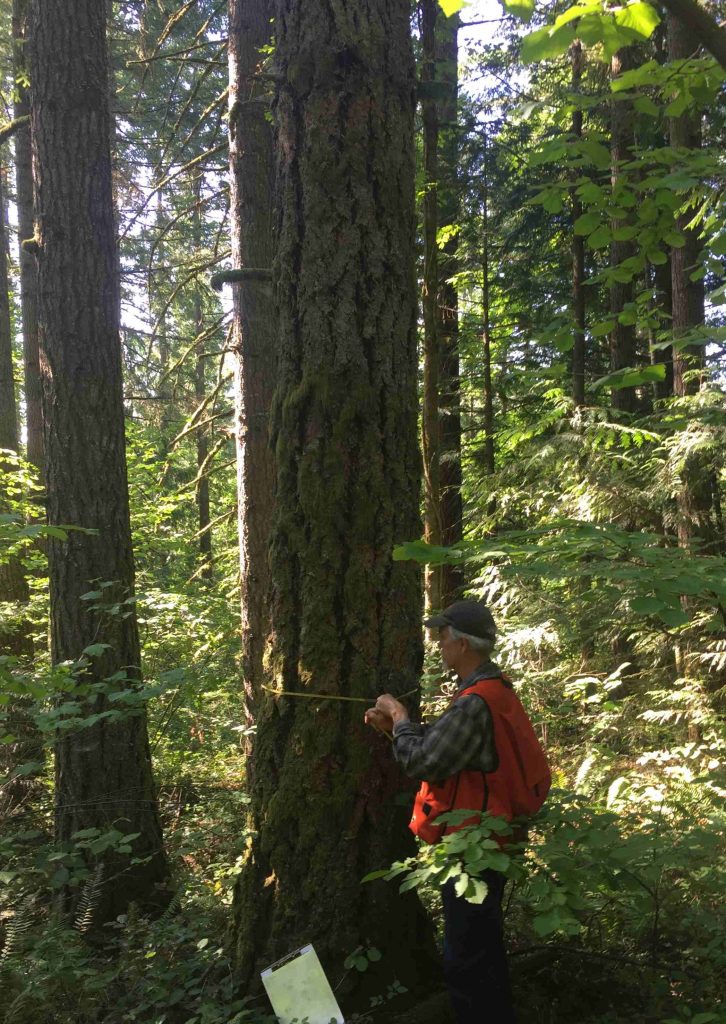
xmin=227 ymin=0 xmax=277 ymax=738
xmin=232 ymin=0 xmax=437 ymax=1004
xmin=29 ymin=0 xmax=169 ymax=921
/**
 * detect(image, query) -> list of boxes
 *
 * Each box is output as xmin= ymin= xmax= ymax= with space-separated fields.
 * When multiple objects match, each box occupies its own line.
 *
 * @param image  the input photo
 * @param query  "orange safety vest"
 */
xmin=409 ymin=674 xmax=551 ymax=845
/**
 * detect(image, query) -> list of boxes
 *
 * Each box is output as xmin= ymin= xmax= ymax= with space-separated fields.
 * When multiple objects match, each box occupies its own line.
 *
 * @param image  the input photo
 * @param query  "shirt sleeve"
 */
xmin=391 ymin=694 xmax=495 ymax=784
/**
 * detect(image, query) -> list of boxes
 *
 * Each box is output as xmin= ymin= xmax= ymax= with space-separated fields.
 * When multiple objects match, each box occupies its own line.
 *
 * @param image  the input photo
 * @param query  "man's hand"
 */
xmin=364 ymin=707 xmax=394 ymax=734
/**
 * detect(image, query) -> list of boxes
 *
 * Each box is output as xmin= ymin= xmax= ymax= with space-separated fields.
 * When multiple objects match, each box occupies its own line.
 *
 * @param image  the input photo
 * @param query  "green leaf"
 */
xmin=630 ymin=596 xmax=665 ymax=614
xmin=500 ymin=0 xmax=535 ymax=20
xmin=587 ymin=225 xmax=612 ymax=249
xmin=362 ymin=869 xmax=390 ymax=883
xmin=438 ymin=0 xmax=466 ymax=15
xmin=591 ymin=319 xmax=615 ymax=338
xmin=574 ymin=212 xmax=600 ymax=236
xmin=634 ymin=96 xmax=660 ymax=117
xmin=613 ymin=2 xmax=660 ymax=38
xmin=658 ymin=607 xmax=689 ymax=627
xmin=591 ymin=363 xmax=666 ymax=390
xmin=82 ymin=643 xmax=112 ymax=658
xmin=521 ymin=23 xmax=577 ymax=63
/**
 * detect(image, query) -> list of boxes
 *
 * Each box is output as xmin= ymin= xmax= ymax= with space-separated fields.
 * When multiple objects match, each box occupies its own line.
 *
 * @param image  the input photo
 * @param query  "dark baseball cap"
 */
xmin=424 ymin=600 xmax=496 ymax=641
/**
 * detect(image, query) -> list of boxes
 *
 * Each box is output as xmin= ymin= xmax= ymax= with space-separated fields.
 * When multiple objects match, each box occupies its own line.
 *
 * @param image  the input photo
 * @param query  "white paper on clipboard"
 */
xmin=260 ymin=943 xmax=344 ymax=1024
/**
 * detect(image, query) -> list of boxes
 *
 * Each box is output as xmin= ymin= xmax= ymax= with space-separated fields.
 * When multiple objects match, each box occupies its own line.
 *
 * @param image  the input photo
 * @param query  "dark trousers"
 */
xmin=442 ymin=870 xmax=516 ymax=1024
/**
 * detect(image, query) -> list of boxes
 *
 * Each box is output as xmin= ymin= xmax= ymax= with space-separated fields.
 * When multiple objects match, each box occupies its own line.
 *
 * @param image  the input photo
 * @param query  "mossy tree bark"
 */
xmin=232 ymin=0 xmax=437 ymax=1002
xmin=228 ymin=0 xmax=276 ymax=735
xmin=29 ymin=0 xmax=169 ymax=921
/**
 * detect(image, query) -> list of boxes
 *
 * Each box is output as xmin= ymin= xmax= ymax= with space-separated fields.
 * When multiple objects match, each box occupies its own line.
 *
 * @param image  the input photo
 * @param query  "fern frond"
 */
xmin=73 ymin=863 xmax=104 ymax=935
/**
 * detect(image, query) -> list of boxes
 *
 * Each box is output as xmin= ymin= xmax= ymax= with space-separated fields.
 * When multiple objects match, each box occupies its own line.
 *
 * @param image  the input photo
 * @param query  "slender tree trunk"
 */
xmin=13 ymin=0 xmax=43 ymax=481
xmin=669 ymin=17 xmax=705 ymax=400
xmin=0 ymin=158 xmax=32 ymax=659
xmin=228 ymin=0 xmax=276 ymax=737
xmin=651 ymin=257 xmax=673 ymax=400
xmin=571 ymin=40 xmax=586 ymax=409
xmin=192 ymin=178 xmax=213 ymax=582
xmin=29 ymin=0 xmax=169 ymax=921
xmin=609 ymin=48 xmax=638 ymax=413
xmin=421 ymin=0 xmax=442 ymax=612
xmin=668 ymin=15 xmax=720 ymax=563
xmin=0 ymin=164 xmax=18 ymax=458
xmin=436 ymin=8 xmax=463 ymax=605
xmin=481 ymin=129 xmax=495 ymax=477
xmin=232 ymin=0 xmax=436 ymax=1002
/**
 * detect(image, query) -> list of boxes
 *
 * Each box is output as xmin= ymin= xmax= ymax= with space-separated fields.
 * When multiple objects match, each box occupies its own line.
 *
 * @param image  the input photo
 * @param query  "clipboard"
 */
xmin=260 ymin=943 xmax=344 ymax=1024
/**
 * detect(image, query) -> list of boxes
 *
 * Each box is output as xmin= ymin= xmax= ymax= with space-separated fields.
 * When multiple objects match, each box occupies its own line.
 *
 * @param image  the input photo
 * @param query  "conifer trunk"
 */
xmin=436 ymin=8 xmax=463 ymax=604
xmin=193 ymin=181 xmax=213 ymax=581
xmin=0 ymin=159 xmax=32 ymax=660
xmin=29 ymin=0 xmax=168 ymax=920
xmin=421 ymin=0 xmax=443 ymax=612
xmin=13 ymin=0 xmax=43 ymax=482
xmin=668 ymin=16 xmax=720 ymax=559
xmin=228 ymin=0 xmax=276 ymax=731
xmin=609 ymin=48 xmax=638 ymax=413
xmin=571 ymin=40 xmax=586 ymax=409
xmin=232 ymin=0 xmax=435 ymax=1000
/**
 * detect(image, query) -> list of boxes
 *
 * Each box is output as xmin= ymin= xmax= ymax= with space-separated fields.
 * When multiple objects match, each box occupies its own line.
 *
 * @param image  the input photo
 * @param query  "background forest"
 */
xmin=0 ymin=0 xmax=725 ymax=1023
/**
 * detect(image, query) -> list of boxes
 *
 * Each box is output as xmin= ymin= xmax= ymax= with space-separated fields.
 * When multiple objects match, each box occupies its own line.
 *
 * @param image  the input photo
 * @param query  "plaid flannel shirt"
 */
xmin=392 ymin=662 xmax=499 ymax=785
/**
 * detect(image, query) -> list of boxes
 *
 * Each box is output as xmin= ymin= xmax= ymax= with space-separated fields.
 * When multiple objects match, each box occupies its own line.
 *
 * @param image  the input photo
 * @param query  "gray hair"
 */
xmin=448 ymin=626 xmax=494 ymax=655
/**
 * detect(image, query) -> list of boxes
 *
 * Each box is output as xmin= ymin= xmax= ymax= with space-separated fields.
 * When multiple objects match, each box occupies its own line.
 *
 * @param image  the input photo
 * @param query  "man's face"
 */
xmin=438 ymin=626 xmax=463 ymax=672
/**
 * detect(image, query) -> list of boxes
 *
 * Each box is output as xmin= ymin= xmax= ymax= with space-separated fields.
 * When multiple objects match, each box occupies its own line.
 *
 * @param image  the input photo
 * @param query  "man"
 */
xmin=365 ymin=599 xmax=550 ymax=1024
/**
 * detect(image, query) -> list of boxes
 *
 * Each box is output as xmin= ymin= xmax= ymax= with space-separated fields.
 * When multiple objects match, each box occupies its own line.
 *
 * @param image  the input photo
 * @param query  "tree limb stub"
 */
xmin=210 ymin=268 xmax=272 ymax=291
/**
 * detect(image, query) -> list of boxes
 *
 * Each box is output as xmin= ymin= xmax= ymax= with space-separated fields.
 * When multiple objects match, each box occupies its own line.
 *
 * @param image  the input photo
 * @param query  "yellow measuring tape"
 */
xmin=259 ymin=685 xmax=419 ymax=743
xmin=260 ymin=684 xmax=418 ymax=704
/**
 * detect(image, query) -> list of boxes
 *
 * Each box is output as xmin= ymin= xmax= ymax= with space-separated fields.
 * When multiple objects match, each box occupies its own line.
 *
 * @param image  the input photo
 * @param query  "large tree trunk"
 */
xmin=232 ymin=0 xmax=436 ymax=1003
xmin=436 ymin=10 xmax=463 ymax=605
xmin=13 ymin=0 xmax=43 ymax=482
xmin=609 ymin=48 xmax=638 ymax=413
xmin=228 ymin=0 xmax=276 ymax=736
xmin=29 ymin=0 xmax=169 ymax=921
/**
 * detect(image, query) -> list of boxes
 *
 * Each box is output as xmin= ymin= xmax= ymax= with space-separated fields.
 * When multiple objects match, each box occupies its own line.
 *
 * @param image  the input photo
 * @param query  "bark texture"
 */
xmin=228 ymin=0 xmax=276 ymax=732
xmin=13 ymin=0 xmax=43 ymax=480
xmin=29 ymin=0 xmax=168 ymax=920
xmin=232 ymin=0 xmax=436 ymax=1001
